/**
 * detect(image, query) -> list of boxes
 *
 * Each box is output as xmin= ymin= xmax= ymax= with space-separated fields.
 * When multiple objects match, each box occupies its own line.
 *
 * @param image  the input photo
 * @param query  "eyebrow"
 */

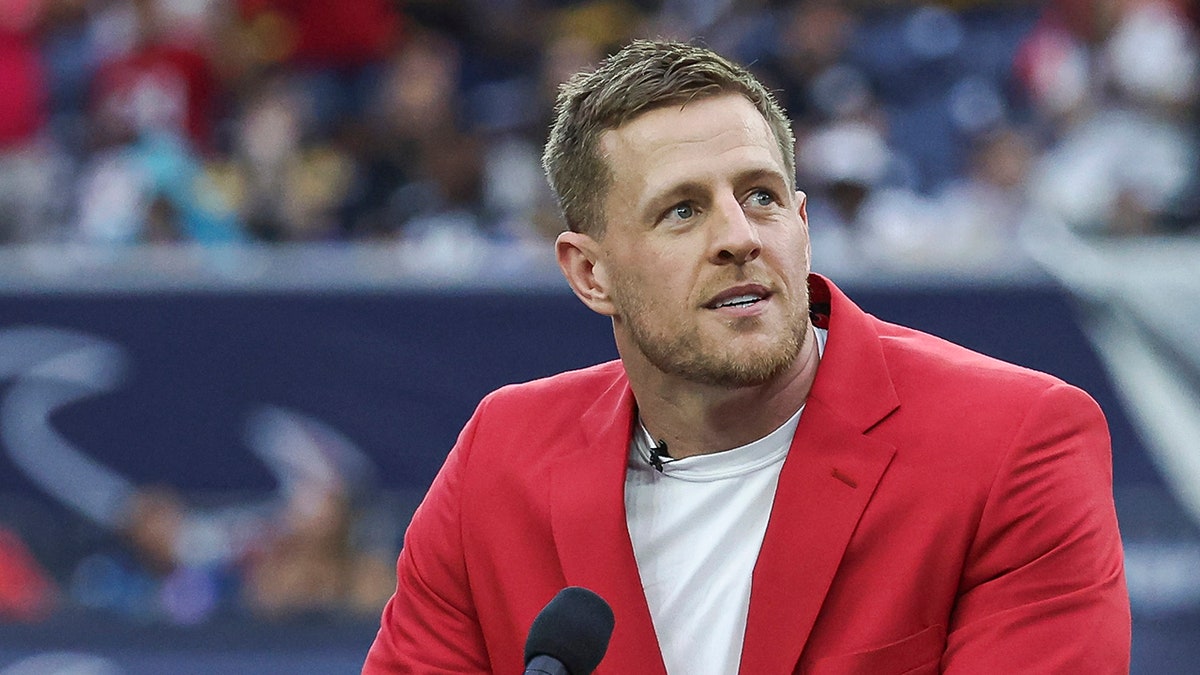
xmin=640 ymin=166 xmax=789 ymax=219
xmin=730 ymin=167 xmax=789 ymax=190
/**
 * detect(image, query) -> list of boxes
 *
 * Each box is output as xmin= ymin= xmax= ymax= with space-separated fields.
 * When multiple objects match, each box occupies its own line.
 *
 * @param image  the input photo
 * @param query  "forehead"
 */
xmin=599 ymin=94 xmax=785 ymax=190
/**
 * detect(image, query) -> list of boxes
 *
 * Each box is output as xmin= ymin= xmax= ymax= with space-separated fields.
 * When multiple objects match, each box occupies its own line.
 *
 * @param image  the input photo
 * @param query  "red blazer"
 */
xmin=364 ymin=275 xmax=1130 ymax=674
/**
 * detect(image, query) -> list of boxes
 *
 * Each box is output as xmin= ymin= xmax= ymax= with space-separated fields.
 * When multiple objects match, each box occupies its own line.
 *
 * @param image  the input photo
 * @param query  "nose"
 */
xmin=709 ymin=195 xmax=761 ymax=265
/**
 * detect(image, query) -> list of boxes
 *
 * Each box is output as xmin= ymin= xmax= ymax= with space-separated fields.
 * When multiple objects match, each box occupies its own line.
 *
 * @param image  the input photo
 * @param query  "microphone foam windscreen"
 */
xmin=523 ymin=586 xmax=615 ymax=674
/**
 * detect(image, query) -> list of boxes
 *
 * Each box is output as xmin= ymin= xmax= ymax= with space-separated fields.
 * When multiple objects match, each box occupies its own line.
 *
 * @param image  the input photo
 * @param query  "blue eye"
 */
xmin=749 ymin=190 xmax=774 ymax=206
xmin=671 ymin=204 xmax=695 ymax=220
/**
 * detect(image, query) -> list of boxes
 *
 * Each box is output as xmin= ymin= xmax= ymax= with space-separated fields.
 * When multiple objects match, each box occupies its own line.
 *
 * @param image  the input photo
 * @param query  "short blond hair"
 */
xmin=542 ymin=40 xmax=796 ymax=236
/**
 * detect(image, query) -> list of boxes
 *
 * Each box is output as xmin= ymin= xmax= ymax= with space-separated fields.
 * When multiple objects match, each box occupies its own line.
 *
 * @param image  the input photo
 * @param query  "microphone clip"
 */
xmin=648 ymin=439 xmax=672 ymax=473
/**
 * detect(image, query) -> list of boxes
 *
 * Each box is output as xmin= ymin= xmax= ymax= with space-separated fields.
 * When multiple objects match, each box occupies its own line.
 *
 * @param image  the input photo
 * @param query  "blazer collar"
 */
xmin=805 ymin=273 xmax=900 ymax=432
xmin=551 ymin=368 xmax=668 ymax=675
xmin=740 ymin=274 xmax=900 ymax=673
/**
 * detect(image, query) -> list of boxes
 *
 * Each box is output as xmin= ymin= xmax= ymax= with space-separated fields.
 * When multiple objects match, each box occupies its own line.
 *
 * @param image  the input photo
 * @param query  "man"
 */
xmin=364 ymin=41 xmax=1129 ymax=674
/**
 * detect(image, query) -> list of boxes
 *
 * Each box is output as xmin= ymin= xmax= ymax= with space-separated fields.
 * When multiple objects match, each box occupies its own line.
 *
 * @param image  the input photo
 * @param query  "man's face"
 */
xmin=590 ymin=94 xmax=812 ymax=388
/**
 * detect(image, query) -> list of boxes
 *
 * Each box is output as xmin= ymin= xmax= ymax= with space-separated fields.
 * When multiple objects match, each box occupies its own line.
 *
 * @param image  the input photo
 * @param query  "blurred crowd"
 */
xmin=0 ymin=0 xmax=1197 ymax=267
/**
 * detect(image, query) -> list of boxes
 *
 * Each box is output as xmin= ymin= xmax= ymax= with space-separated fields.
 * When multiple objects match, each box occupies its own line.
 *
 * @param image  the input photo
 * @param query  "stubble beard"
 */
xmin=614 ymin=277 xmax=810 ymax=389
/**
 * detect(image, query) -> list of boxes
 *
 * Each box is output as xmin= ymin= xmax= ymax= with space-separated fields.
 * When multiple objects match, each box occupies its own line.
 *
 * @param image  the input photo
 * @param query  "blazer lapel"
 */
xmin=739 ymin=275 xmax=901 ymax=674
xmin=550 ymin=370 xmax=668 ymax=675
xmin=738 ymin=398 xmax=896 ymax=673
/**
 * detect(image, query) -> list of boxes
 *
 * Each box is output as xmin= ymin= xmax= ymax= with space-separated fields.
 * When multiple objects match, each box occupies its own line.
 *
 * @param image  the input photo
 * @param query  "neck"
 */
xmin=627 ymin=325 xmax=820 ymax=460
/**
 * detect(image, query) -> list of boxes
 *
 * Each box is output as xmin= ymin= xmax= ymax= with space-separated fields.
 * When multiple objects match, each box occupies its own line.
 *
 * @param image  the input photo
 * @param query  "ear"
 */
xmin=796 ymin=190 xmax=808 ymax=224
xmin=795 ymin=190 xmax=813 ymax=266
xmin=556 ymin=231 xmax=618 ymax=316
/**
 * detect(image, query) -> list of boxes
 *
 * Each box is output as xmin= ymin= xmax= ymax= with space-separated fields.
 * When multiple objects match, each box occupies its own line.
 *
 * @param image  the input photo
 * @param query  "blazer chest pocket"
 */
xmin=801 ymin=624 xmax=946 ymax=675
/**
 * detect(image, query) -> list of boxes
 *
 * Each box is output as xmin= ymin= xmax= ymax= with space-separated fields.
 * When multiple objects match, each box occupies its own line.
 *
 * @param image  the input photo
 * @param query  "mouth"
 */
xmin=704 ymin=285 xmax=772 ymax=310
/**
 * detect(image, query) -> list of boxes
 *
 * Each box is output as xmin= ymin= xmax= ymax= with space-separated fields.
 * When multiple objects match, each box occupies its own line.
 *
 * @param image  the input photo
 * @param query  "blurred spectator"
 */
xmin=349 ymin=27 xmax=474 ymax=242
xmin=89 ymin=0 xmax=218 ymax=149
xmin=933 ymin=124 xmax=1040 ymax=269
xmin=36 ymin=0 xmax=93 ymax=145
xmin=0 ymin=1 xmax=47 ymax=151
xmin=235 ymin=0 xmax=403 ymax=135
xmin=212 ymin=74 xmax=353 ymax=241
xmin=1018 ymin=0 xmax=1200 ymax=235
xmin=243 ymin=486 xmax=397 ymax=618
xmin=0 ymin=0 xmax=68 ymax=243
xmin=757 ymin=0 xmax=866 ymax=130
xmin=801 ymin=119 xmax=898 ymax=269
xmin=74 ymin=130 xmax=243 ymax=243
xmin=0 ymin=524 xmax=58 ymax=622
xmin=73 ymin=0 xmax=243 ymax=244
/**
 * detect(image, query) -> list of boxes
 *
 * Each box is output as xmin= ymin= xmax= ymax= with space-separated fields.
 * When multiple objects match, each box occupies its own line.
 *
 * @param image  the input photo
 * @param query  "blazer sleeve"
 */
xmin=363 ymin=400 xmax=491 ymax=674
xmin=942 ymin=383 xmax=1131 ymax=673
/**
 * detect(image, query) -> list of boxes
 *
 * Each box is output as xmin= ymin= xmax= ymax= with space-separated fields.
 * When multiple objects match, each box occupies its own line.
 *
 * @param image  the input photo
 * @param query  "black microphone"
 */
xmin=523 ymin=586 xmax=614 ymax=675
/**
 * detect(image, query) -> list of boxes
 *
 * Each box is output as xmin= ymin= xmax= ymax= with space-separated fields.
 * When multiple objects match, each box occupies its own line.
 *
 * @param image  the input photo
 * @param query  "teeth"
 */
xmin=717 ymin=294 xmax=761 ymax=308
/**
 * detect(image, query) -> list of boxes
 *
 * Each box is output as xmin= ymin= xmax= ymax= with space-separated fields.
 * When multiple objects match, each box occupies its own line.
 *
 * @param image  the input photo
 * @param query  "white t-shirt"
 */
xmin=624 ymin=328 xmax=825 ymax=675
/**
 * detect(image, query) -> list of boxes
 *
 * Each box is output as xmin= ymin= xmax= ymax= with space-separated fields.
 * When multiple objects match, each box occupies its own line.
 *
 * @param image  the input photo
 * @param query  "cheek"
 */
xmin=611 ymin=261 xmax=686 ymax=314
xmin=773 ymin=231 xmax=811 ymax=271
xmin=607 ymin=237 xmax=701 ymax=310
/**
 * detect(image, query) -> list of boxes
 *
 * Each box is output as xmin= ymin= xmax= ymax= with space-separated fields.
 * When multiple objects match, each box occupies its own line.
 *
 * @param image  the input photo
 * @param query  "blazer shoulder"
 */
xmin=470 ymin=360 xmax=628 ymax=436
xmin=486 ymin=359 xmax=626 ymax=406
xmin=451 ymin=360 xmax=629 ymax=478
xmin=871 ymin=316 xmax=1069 ymax=396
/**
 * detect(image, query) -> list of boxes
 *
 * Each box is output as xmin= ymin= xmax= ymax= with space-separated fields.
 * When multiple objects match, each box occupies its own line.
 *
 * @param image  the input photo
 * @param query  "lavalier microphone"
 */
xmin=647 ymin=439 xmax=676 ymax=473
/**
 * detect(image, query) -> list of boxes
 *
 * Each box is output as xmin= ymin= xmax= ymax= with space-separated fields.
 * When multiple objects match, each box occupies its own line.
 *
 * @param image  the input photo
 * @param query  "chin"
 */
xmin=681 ymin=342 xmax=801 ymax=388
